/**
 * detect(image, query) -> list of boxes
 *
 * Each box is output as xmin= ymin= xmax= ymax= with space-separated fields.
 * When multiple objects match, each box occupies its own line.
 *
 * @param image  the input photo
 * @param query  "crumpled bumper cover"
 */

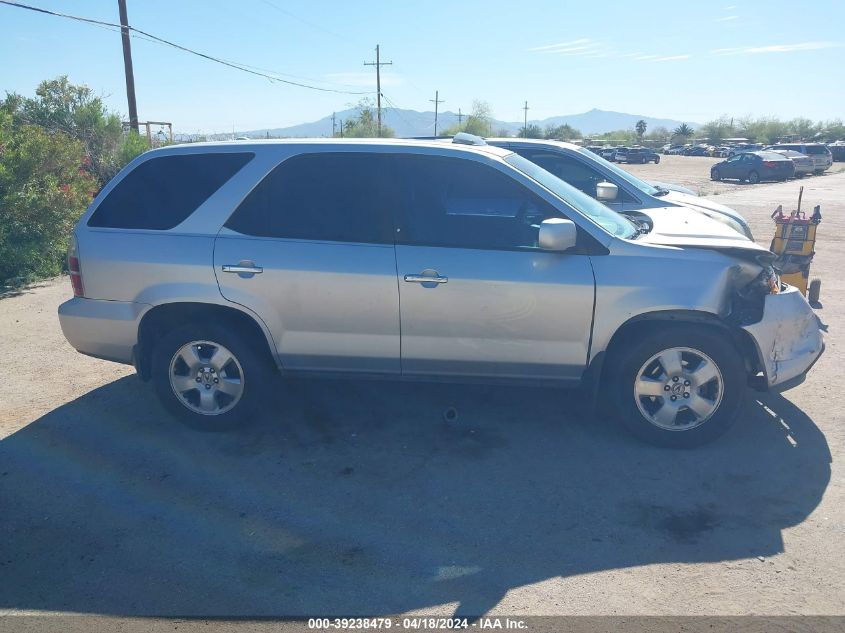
xmin=741 ymin=284 xmax=824 ymax=389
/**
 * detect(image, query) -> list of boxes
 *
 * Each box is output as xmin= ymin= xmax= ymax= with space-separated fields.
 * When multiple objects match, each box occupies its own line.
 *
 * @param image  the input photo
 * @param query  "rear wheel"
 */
xmin=654 ymin=155 xmax=660 ymax=164
xmin=748 ymin=170 xmax=760 ymax=184
xmin=608 ymin=325 xmax=745 ymax=448
xmin=711 ymin=168 xmax=722 ymax=181
xmin=151 ymin=323 xmax=268 ymax=430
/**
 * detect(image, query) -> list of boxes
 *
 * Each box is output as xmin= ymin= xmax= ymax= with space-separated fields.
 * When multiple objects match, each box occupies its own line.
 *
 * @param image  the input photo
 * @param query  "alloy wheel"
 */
xmin=633 ymin=347 xmax=723 ymax=431
xmin=168 ymin=340 xmax=245 ymax=416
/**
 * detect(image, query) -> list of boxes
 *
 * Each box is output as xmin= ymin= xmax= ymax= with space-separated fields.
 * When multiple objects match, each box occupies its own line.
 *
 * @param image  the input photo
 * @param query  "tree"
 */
xmin=635 ymin=119 xmax=647 ymax=142
xmin=673 ymin=123 xmax=694 ymax=139
xmin=0 ymin=112 xmax=98 ymax=284
xmin=544 ymin=123 xmax=582 ymax=141
xmin=519 ymin=123 xmax=543 ymax=138
xmin=1 ymin=76 xmax=148 ymax=186
xmin=441 ymin=100 xmax=494 ymax=137
xmin=336 ymin=99 xmax=394 ymax=138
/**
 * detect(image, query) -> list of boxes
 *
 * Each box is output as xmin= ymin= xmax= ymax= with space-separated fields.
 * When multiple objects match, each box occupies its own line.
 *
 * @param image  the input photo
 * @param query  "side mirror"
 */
xmin=596 ymin=181 xmax=618 ymax=201
xmin=539 ymin=218 xmax=577 ymax=252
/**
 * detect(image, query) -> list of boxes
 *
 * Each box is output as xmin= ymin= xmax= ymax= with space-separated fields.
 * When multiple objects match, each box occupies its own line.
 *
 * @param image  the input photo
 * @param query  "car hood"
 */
xmin=662 ymin=190 xmax=746 ymax=223
xmin=634 ymin=206 xmax=768 ymax=252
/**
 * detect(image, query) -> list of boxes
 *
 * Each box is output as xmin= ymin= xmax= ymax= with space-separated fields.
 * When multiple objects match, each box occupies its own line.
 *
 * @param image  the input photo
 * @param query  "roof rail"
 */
xmin=452 ymin=132 xmax=487 ymax=146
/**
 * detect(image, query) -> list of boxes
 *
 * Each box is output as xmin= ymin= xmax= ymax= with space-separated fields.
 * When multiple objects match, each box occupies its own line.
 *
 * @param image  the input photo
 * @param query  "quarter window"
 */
xmin=225 ymin=153 xmax=393 ymax=244
xmin=89 ymin=153 xmax=254 ymax=230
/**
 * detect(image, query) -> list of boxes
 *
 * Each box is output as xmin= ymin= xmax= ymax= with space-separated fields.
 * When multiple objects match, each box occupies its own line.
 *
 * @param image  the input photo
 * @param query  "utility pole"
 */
xmin=331 ymin=112 xmax=336 ymax=137
xmin=458 ymin=108 xmax=463 ymax=125
xmin=430 ymin=90 xmax=444 ymax=137
xmin=364 ymin=44 xmax=392 ymax=137
xmin=522 ymin=101 xmax=529 ymax=137
xmin=117 ymin=0 xmax=139 ymax=133
xmin=339 ymin=119 xmax=344 ymax=138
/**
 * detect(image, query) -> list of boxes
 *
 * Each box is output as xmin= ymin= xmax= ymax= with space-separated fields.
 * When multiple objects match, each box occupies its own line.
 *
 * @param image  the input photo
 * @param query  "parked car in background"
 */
xmin=610 ymin=146 xmax=630 ymax=162
xmin=599 ymin=147 xmax=618 ymax=160
xmin=829 ymin=142 xmax=845 ymax=162
xmin=485 ymin=138 xmax=753 ymax=239
xmin=712 ymin=147 xmax=731 ymax=158
xmin=615 ymin=147 xmax=660 ymax=164
xmin=58 ymin=137 xmax=823 ymax=448
xmin=711 ymin=151 xmax=795 ymax=183
xmin=683 ymin=146 xmax=710 ymax=157
xmin=666 ymin=145 xmax=687 ymax=155
xmin=765 ymin=143 xmax=832 ymax=174
xmin=728 ymin=144 xmax=763 ymax=157
xmin=769 ymin=149 xmax=815 ymax=177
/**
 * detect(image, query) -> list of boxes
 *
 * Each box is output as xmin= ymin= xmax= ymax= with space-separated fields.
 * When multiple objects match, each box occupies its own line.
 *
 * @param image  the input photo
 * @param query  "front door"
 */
xmin=390 ymin=154 xmax=596 ymax=380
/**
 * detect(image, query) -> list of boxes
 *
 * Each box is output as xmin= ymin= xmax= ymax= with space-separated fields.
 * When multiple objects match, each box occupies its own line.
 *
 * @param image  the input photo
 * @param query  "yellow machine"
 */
xmin=770 ymin=186 xmax=821 ymax=302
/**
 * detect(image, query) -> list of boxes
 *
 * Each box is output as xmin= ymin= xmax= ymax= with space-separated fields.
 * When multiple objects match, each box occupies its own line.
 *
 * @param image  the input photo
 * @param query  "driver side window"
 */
xmin=391 ymin=155 xmax=560 ymax=251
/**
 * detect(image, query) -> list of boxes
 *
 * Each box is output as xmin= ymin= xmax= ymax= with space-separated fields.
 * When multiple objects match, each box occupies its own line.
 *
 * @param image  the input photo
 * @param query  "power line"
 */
xmin=0 ymin=0 xmax=372 ymax=95
xmin=381 ymin=94 xmax=416 ymax=135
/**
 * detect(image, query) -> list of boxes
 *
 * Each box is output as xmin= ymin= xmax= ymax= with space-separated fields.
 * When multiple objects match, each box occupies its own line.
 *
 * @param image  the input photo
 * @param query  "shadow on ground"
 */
xmin=0 ymin=375 xmax=831 ymax=616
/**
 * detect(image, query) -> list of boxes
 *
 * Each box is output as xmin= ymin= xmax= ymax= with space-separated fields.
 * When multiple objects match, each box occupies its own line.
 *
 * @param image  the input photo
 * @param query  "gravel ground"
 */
xmin=1 ymin=167 xmax=844 ymax=620
xmin=625 ymin=153 xmax=845 ymax=197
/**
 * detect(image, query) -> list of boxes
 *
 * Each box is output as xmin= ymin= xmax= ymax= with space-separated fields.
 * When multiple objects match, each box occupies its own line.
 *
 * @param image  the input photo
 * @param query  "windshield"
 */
xmin=574 ymin=147 xmax=663 ymax=196
xmin=505 ymin=153 xmax=638 ymax=239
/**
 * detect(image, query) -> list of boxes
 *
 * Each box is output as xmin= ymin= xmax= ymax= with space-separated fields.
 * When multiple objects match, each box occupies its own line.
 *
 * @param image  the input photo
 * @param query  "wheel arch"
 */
xmin=584 ymin=309 xmax=763 ymax=401
xmin=135 ymin=301 xmax=279 ymax=381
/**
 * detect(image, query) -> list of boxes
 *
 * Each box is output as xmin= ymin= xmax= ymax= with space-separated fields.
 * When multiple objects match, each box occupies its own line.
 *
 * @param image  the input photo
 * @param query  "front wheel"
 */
xmin=748 ymin=170 xmax=760 ymax=184
xmin=654 ymin=156 xmax=660 ymax=164
xmin=608 ymin=325 xmax=746 ymax=448
xmin=151 ymin=323 xmax=269 ymax=430
xmin=711 ymin=168 xmax=721 ymax=181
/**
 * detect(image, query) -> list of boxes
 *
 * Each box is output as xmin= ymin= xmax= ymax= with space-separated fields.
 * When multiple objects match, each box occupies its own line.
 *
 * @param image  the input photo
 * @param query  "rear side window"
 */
xmin=804 ymin=145 xmax=829 ymax=155
xmin=89 ymin=153 xmax=253 ymax=229
xmin=224 ymin=153 xmax=393 ymax=244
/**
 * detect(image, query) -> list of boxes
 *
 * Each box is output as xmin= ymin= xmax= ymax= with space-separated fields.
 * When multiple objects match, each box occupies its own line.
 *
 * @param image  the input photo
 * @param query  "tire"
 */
xmin=808 ymin=278 xmax=821 ymax=304
xmin=607 ymin=324 xmax=746 ymax=448
xmin=151 ymin=322 xmax=269 ymax=431
xmin=654 ymin=155 xmax=660 ymax=164
xmin=748 ymin=171 xmax=760 ymax=184
xmin=711 ymin=168 xmax=721 ymax=181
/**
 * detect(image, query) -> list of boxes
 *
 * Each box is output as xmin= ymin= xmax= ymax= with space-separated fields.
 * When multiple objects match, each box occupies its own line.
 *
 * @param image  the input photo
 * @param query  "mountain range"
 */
xmin=220 ymin=108 xmax=697 ymax=139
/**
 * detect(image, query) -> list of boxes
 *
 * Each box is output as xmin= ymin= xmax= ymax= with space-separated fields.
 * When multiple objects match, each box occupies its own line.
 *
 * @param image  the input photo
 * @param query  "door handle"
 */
xmin=222 ymin=263 xmax=263 ymax=275
xmin=404 ymin=273 xmax=448 ymax=284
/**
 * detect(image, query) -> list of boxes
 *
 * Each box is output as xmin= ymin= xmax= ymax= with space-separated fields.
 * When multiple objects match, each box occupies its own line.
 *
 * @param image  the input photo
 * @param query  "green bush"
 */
xmin=0 ymin=113 xmax=98 ymax=284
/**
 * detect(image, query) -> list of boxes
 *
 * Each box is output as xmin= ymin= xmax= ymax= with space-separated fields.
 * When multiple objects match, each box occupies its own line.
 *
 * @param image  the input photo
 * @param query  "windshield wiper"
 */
xmin=652 ymin=187 xmax=670 ymax=197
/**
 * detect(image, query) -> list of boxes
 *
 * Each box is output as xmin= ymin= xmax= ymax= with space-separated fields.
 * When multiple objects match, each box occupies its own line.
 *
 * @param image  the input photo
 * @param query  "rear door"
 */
xmin=390 ymin=154 xmax=596 ymax=380
xmin=215 ymin=152 xmax=400 ymax=374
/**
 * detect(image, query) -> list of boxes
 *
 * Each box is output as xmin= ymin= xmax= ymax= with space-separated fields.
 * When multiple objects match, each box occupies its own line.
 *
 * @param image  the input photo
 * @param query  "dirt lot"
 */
xmin=1 ymin=166 xmax=844 ymax=620
xmin=625 ymin=153 xmax=845 ymax=197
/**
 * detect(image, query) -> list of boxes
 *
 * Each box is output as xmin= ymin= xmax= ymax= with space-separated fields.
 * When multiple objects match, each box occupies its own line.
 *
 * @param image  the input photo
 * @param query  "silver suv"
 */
xmin=59 ymin=139 xmax=823 ymax=447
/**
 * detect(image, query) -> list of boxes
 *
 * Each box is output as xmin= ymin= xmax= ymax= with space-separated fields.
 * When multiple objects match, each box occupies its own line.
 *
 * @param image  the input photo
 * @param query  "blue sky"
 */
xmin=2 ymin=0 xmax=844 ymax=133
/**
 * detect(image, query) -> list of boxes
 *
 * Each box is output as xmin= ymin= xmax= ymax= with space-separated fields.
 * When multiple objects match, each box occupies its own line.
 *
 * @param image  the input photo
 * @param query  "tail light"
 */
xmin=762 ymin=161 xmax=777 ymax=167
xmin=68 ymin=235 xmax=84 ymax=297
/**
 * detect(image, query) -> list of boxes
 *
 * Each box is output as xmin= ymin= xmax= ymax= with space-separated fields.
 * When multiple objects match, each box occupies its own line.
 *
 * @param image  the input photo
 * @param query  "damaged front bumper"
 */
xmin=742 ymin=284 xmax=824 ymax=390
